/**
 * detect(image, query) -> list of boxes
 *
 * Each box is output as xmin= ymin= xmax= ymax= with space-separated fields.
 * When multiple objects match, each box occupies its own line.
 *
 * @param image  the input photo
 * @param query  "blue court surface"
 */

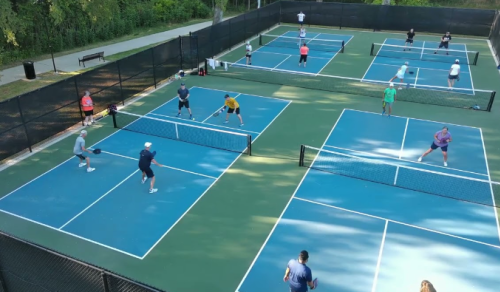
xmin=234 ymin=31 xmax=353 ymax=74
xmin=363 ymin=38 xmax=475 ymax=95
xmin=237 ymin=109 xmax=500 ymax=292
xmin=0 ymin=86 xmax=291 ymax=259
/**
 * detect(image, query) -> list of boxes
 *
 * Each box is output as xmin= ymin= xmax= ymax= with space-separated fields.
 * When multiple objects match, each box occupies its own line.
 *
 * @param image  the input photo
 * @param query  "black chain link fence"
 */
xmin=0 ymin=231 xmax=164 ymax=292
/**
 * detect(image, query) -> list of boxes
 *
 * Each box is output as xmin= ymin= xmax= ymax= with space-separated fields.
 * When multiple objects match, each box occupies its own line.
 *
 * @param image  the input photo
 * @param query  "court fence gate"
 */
xmin=0 ymin=231 xmax=165 ymax=292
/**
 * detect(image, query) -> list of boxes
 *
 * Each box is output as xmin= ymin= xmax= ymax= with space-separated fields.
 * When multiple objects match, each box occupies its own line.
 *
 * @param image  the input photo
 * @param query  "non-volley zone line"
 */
xmin=293 ymin=197 xmax=500 ymax=250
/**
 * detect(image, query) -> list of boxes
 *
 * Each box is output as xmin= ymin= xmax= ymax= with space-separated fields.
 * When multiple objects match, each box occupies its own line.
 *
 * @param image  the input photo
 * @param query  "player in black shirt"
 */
xmin=404 ymin=29 xmax=415 ymax=51
xmin=434 ymin=32 xmax=452 ymax=55
xmin=177 ymin=83 xmax=194 ymax=120
xmin=139 ymin=142 xmax=163 ymax=194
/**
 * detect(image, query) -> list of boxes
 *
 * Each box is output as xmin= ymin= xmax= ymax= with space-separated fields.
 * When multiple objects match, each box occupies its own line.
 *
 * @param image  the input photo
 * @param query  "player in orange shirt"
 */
xmin=81 ymin=91 xmax=94 ymax=126
xmin=299 ymin=43 xmax=309 ymax=68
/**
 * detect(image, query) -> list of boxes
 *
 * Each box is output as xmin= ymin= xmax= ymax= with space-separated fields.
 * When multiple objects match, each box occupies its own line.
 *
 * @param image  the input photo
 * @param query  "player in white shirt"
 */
xmin=389 ymin=62 xmax=409 ymax=89
xmin=245 ymin=41 xmax=252 ymax=65
xmin=298 ymin=27 xmax=306 ymax=46
xmin=297 ymin=11 xmax=305 ymax=27
xmin=448 ymin=59 xmax=460 ymax=89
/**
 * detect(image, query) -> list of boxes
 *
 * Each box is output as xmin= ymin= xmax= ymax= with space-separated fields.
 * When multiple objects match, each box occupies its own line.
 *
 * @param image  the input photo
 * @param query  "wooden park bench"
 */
xmin=79 ymin=52 xmax=105 ymax=67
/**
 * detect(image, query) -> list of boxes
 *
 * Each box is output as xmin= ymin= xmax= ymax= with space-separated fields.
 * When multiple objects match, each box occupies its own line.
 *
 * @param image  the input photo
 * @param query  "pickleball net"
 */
xmin=260 ymin=34 xmax=345 ymax=53
xmin=204 ymin=60 xmax=496 ymax=111
xmin=299 ymin=145 xmax=500 ymax=207
xmin=370 ymin=43 xmax=479 ymax=65
xmin=112 ymin=111 xmax=252 ymax=155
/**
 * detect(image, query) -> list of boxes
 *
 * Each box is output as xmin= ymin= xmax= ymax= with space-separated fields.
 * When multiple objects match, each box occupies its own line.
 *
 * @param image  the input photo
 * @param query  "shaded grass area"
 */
xmin=1 ymin=25 xmax=500 ymax=292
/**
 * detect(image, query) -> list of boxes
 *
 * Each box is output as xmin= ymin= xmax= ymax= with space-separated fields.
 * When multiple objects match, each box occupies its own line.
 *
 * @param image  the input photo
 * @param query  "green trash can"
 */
xmin=23 ymin=61 xmax=36 ymax=80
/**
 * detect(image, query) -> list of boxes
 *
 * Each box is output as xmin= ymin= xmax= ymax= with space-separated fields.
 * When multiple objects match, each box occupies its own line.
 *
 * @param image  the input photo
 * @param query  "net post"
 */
xmin=247 ymin=135 xmax=252 ymax=156
xmin=16 ymin=96 xmax=33 ymax=153
xmin=259 ymin=34 xmax=263 ymax=46
xmin=204 ymin=59 xmax=209 ymax=75
xmin=112 ymin=111 xmax=118 ymax=128
xmin=341 ymin=41 xmax=345 ymax=53
xmin=487 ymin=91 xmax=496 ymax=112
xmin=474 ymin=52 xmax=479 ymax=66
xmin=299 ymin=145 xmax=305 ymax=167
xmin=370 ymin=43 xmax=374 ymax=56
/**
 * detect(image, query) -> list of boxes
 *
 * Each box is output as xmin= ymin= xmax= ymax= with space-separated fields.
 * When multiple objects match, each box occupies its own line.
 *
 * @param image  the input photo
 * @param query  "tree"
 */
xmin=0 ymin=0 xmax=22 ymax=46
xmin=213 ymin=0 xmax=227 ymax=25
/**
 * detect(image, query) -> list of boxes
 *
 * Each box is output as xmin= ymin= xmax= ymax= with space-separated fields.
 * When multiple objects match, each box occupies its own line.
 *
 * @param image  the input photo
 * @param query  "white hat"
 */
xmin=455 ymin=59 xmax=459 ymax=63
xmin=144 ymin=142 xmax=152 ymax=148
xmin=405 ymin=61 xmax=409 ymax=65
xmin=80 ymin=130 xmax=87 ymax=135
xmin=389 ymin=82 xmax=394 ymax=86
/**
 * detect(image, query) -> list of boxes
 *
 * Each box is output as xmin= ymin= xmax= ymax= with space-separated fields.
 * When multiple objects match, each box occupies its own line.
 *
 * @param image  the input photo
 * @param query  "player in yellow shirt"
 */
xmin=214 ymin=94 xmax=244 ymax=127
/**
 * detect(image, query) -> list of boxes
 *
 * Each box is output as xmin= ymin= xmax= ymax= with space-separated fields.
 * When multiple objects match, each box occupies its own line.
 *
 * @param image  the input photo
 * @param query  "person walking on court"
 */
xmin=139 ymin=142 xmax=163 ymax=194
xmin=283 ymin=250 xmax=315 ymax=292
xmin=420 ymin=280 xmax=437 ymax=292
xmin=73 ymin=130 xmax=95 ymax=173
xmin=299 ymin=43 xmax=309 ymax=68
xmin=245 ymin=41 xmax=252 ymax=65
xmin=177 ymin=83 xmax=193 ymax=120
xmin=447 ymin=59 xmax=460 ymax=90
xmin=382 ymin=83 xmax=397 ymax=117
xmin=81 ymin=91 xmax=94 ymax=126
xmin=417 ymin=126 xmax=452 ymax=167
xmin=297 ymin=11 xmax=305 ymax=27
xmin=389 ymin=61 xmax=409 ymax=89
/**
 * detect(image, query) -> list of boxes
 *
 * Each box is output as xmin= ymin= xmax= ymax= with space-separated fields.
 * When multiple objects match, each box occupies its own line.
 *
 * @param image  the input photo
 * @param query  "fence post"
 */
xmin=151 ymin=48 xmax=157 ymax=88
xmin=116 ymin=61 xmax=125 ymax=105
xmin=101 ymin=272 xmax=111 ymax=292
xmin=73 ymin=77 xmax=85 ymax=125
xmin=15 ymin=96 xmax=33 ymax=153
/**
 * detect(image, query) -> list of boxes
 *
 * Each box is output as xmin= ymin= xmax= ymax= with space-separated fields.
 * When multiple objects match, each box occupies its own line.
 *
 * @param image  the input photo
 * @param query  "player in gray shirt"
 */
xmin=74 ymin=130 xmax=95 ymax=173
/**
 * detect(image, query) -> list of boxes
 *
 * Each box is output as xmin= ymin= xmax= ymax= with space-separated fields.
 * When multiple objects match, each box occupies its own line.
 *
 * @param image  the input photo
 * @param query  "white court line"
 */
xmin=362 ymin=38 xmax=388 ymax=81
xmin=232 ymin=31 xmax=289 ymax=65
xmin=294 ymin=197 xmax=500 ymax=250
xmin=345 ymin=108 xmax=481 ymax=129
xmin=272 ymin=55 xmax=292 ymax=70
xmin=420 ymin=41 xmax=426 ymax=60
xmin=479 ymin=128 xmax=500 ymax=245
xmin=0 ymin=209 xmax=142 ymax=259
xmin=59 ymin=169 xmax=141 ymax=229
xmin=141 ymin=99 xmax=293 ymax=259
xmin=92 ymin=150 xmax=217 ymax=180
xmin=234 ymin=108 xmax=346 ymax=292
xmin=279 ymin=25 xmax=490 ymax=41
xmin=371 ymin=220 xmax=388 ymax=292
xmin=399 ymin=118 xmax=409 ymax=160
xmin=464 ymin=43 xmax=476 ymax=95
xmin=316 ymin=35 xmax=354 ymax=75
xmin=322 ymin=144 xmax=488 ymax=177
xmin=413 ymin=68 xmax=420 ymax=88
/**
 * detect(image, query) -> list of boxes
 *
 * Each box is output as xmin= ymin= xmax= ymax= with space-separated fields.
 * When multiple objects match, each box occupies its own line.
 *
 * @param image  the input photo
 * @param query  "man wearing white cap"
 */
xmin=448 ymin=59 xmax=460 ymax=90
xmin=139 ymin=142 xmax=163 ymax=194
xmin=73 ymin=130 xmax=95 ymax=173
xmin=245 ymin=41 xmax=252 ymax=65
xmin=382 ymin=83 xmax=397 ymax=117
xmin=389 ymin=61 xmax=409 ymax=90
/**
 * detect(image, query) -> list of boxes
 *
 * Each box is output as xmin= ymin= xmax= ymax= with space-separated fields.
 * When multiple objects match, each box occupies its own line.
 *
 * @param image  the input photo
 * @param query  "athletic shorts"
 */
xmin=140 ymin=166 xmax=154 ymax=178
xmin=431 ymin=142 xmax=448 ymax=152
xmin=299 ymin=55 xmax=308 ymax=63
xmin=246 ymin=53 xmax=251 ymax=58
xmin=439 ymin=42 xmax=449 ymax=49
xmin=384 ymin=101 xmax=393 ymax=107
xmin=298 ymin=21 xmax=304 ymax=25
xmin=448 ymin=74 xmax=458 ymax=80
xmin=228 ymin=107 xmax=240 ymax=114
xmin=84 ymin=110 xmax=94 ymax=116
xmin=178 ymin=99 xmax=190 ymax=109
xmin=396 ymin=73 xmax=405 ymax=79
xmin=75 ymin=154 xmax=86 ymax=160
xmin=406 ymin=38 xmax=413 ymax=43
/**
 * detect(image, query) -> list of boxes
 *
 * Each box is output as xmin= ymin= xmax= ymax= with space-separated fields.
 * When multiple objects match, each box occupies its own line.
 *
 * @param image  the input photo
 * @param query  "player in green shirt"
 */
xmin=382 ymin=82 xmax=397 ymax=117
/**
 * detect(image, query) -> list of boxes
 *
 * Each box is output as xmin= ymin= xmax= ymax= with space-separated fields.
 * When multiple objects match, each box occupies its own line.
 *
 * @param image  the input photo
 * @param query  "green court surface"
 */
xmin=1 ymin=25 xmax=500 ymax=292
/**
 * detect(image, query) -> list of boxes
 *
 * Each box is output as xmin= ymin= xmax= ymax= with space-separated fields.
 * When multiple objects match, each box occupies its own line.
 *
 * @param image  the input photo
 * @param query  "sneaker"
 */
xmin=176 ymin=113 xmax=181 ymax=117
xmin=224 ymin=120 xmax=229 ymax=124
xmin=87 ymin=168 xmax=95 ymax=173
xmin=79 ymin=163 xmax=87 ymax=168
xmin=142 ymin=177 xmax=147 ymax=184
xmin=190 ymin=115 xmax=194 ymax=120
xmin=83 ymin=122 xmax=88 ymax=126
xmin=444 ymin=162 xmax=448 ymax=167
xmin=149 ymin=188 xmax=158 ymax=194
xmin=417 ymin=157 xmax=422 ymax=162
xmin=240 ymin=123 xmax=244 ymax=127
xmin=382 ymin=109 xmax=385 ymax=115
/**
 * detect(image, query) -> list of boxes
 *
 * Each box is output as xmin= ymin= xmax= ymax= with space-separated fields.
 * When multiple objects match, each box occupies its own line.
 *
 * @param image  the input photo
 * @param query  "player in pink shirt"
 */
xmin=417 ymin=126 xmax=452 ymax=166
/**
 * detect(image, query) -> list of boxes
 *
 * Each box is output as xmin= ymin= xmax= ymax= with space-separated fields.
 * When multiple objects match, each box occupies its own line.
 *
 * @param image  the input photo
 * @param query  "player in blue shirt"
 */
xmin=139 ymin=142 xmax=163 ymax=194
xmin=177 ymin=83 xmax=194 ymax=120
xmin=284 ymin=250 xmax=315 ymax=292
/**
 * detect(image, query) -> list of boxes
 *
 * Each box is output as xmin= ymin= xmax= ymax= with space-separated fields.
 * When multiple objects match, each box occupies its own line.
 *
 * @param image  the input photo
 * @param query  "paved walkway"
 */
xmin=0 ymin=18 xmax=231 ymax=86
